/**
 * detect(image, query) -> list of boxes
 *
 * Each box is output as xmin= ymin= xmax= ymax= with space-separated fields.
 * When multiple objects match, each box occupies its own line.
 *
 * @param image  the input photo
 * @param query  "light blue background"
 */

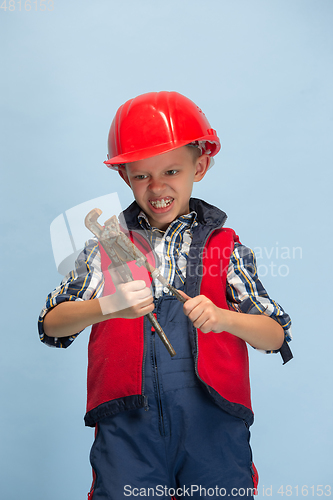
xmin=1 ymin=1 xmax=332 ymax=498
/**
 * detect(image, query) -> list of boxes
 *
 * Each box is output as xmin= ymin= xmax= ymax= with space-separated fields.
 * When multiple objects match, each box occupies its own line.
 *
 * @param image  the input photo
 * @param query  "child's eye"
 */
xmin=166 ymin=169 xmax=178 ymax=175
xmin=134 ymin=174 xmax=148 ymax=180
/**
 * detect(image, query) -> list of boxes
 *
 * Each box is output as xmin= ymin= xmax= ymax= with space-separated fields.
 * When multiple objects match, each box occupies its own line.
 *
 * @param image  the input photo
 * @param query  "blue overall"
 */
xmin=89 ymin=291 xmax=256 ymax=499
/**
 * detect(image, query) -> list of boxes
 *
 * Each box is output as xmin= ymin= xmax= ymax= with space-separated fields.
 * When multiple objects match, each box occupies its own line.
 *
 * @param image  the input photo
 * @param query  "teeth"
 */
xmin=150 ymin=198 xmax=173 ymax=208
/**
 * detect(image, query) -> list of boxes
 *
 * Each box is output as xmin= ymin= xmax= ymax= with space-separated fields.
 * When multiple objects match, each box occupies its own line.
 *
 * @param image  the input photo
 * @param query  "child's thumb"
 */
xmin=108 ymin=265 xmax=125 ymax=286
xmin=177 ymin=289 xmax=191 ymax=301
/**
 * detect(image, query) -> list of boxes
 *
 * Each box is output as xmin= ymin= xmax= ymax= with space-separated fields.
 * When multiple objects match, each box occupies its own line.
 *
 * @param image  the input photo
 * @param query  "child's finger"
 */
xmin=182 ymin=295 xmax=203 ymax=315
xmin=189 ymin=306 xmax=206 ymax=325
xmin=122 ymin=280 xmax=148 ymax=292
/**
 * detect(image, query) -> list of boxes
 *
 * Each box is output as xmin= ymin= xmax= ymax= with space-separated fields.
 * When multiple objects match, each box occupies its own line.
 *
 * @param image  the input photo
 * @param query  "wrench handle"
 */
xmin=147 ymin=312 xmax=176 ymax=357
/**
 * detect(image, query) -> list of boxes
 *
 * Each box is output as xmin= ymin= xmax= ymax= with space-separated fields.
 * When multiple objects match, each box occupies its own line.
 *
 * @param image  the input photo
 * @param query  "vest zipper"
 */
xmin=152 ymin=329 xmax=166 ymax=436
xmin=141 ymin=317 xmax=149 ymax=410
xmin=191 ymin=222 xmax=226 ymax=390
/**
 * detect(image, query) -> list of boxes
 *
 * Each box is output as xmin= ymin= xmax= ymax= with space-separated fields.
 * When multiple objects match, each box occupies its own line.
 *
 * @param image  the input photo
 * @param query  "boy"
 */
xmin=39 ymin=91 xmax=292 ymax=500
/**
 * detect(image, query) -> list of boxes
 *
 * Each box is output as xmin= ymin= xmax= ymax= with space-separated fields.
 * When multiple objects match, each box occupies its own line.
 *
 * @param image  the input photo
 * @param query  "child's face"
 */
xmin=119 ymin=146 xmax=210 ymax=230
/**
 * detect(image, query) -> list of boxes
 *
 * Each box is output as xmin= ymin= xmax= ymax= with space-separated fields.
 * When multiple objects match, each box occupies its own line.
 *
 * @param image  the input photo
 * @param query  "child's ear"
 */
xmin=194 ymin=154 xmax=210 ymax=182
xmin=118 ymin=168 xmax=131 ymax=188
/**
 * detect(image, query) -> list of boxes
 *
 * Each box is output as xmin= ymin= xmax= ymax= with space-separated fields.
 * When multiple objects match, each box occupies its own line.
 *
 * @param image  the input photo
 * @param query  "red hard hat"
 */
xmin=104 ymin=91 xmax=221 ymax=169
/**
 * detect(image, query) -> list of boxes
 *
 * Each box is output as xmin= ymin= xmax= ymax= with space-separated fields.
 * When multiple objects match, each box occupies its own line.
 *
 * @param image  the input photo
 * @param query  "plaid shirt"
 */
xmin=38 ymin=212 xmax=292 ymax=351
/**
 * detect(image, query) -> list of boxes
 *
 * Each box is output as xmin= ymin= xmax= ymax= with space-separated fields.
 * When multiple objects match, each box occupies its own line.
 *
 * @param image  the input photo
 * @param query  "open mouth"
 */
xmin=149 ymin=197 xmax=174 ymax=209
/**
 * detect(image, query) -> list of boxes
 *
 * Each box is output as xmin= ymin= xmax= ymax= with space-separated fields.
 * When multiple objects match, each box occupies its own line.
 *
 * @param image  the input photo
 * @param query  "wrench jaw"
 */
xmin=103 ymin=215 xmax=121 ymax=240
xmin=84 ymin=208 xmax=104 ymax=240
xmin=85 ymin=210 xmax=120 ymax=245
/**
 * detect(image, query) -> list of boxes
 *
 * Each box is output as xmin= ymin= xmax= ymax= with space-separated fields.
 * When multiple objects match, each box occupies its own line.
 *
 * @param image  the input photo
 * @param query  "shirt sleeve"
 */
xmin=226 ymin=242 xmax=292 ymax=354
xmin=38 ymin=239 xmax=104 ymax=348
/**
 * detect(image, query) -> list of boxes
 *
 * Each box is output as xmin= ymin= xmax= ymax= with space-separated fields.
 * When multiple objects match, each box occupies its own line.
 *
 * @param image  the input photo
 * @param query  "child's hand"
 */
xmin=178 ymin=290 xmax=285 ymax=349
xmin=178 ymin=290 xmax=225 ymax=334
xmin=99 ymin=267 xmax=154 ymax=319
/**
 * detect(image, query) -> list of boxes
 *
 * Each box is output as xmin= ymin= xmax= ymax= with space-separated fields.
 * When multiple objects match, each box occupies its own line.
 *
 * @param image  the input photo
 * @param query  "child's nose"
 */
xmin=148 ymin=178 xmax=165 ymax=192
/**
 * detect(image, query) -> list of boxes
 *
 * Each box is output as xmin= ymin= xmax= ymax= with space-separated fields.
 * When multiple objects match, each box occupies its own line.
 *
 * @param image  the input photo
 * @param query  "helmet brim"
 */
xmin=104 ymin=136 xmax=221 ymax=169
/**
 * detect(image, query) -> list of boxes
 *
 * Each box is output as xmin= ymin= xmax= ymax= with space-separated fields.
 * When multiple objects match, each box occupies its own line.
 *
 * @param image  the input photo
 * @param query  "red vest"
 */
xmin=85 ymin=227 xmax=253 ymax=426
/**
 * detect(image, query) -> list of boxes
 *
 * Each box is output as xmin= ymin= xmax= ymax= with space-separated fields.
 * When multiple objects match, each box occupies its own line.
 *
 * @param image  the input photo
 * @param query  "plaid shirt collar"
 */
xmin=137 ymin=210 xmax=198 ymax=234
